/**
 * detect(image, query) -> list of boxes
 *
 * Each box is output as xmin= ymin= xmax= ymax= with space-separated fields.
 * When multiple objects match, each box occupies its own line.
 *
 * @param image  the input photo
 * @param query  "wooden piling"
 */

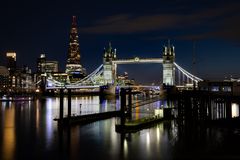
xmin=127 ymin=88 xmax=132 ymax=120
xmin=120 ymin=88 xmax=126 ymax=126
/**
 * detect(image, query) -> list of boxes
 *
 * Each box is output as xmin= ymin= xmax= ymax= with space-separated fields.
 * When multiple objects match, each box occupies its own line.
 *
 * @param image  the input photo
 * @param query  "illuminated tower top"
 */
xmin=163 ymin=40 xmax=175 ymax=63
xmin=103 ymin=42 xmax=117 ymax=64
xmin=66 ymin=16 xmax=83 ymax=75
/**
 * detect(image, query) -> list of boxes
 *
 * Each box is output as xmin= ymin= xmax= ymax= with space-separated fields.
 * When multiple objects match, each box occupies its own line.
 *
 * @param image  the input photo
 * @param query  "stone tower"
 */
xmin=103 ymin=43 xmax=117 ymax=84
xmin=162 ymin=41 xmax=175 ymax=85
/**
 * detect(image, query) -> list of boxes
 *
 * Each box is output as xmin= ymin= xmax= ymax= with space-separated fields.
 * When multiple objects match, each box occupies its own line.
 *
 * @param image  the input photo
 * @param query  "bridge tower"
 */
xmin=103 ymin=43 xmax=117 ymax=84
xmin=162 ymin=41 xmax=175 ymax=85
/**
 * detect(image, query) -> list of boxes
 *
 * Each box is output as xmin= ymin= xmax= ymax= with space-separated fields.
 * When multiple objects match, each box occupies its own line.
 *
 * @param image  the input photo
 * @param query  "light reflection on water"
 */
xmin=0 ymin=96 xmax=240 ymax=159
xmin=2 ymin=103 xmax=15 ymax=160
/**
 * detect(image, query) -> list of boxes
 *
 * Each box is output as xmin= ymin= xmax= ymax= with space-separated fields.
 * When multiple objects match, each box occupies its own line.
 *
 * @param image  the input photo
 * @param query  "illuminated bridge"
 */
xmin=45 ymin=43 xmax=203 ymax=91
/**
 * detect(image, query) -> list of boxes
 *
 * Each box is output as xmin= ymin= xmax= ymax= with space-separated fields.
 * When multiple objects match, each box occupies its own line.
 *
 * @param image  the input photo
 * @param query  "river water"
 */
xmin=1 ymin=95 xmax=240 ymax=160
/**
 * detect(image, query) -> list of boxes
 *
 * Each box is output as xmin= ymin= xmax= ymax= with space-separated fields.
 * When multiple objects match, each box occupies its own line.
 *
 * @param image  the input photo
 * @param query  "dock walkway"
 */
xmin=54 ymin=111 xmax=121 ymax=125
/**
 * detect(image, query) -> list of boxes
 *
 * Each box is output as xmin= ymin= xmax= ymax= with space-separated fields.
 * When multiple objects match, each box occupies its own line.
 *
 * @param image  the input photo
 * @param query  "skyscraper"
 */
xmin=37 ymin=54 xmax=46 ymax=73
xmin=65 ymin=16 xmax=85 ymax=80
xmin=6 ymin=52 xmax=16 ymax=73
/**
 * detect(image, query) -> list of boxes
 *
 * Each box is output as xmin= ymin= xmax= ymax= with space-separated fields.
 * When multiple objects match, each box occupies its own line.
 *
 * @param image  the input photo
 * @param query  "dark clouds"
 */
xmin=79 ymin=1 xmax=240 ymax=43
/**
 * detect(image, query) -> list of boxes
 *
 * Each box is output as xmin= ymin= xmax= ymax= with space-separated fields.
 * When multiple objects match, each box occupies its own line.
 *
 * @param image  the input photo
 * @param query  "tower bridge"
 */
xmin=45 ymin=42 xmax=203 ymax=91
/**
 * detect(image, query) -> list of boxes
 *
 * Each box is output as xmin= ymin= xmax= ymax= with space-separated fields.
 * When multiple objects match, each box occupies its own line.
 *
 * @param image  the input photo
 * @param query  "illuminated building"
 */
xmin=3 ymin=52 xmax=35 ymax=93
xmin=65 ymin=16 xmax=86 ymax=81
xmin=37 ymin=54 xmax=58 ymax=73
xmin=0 ymin=66 xmax=9 ymax=93
xmin=44 ymin=61 xmax=58 ymax=73
xmin=117 ymin=72 xmax=135 ymax=85
xmin=20 ymin=66 xmax=35 ymax=92
xmin=6 ymin=52 xmax=16 ymax=73
xmin=6 ymin=52 xmax=18 ymax=92
xmin=36 ymin=54 xmax=59 ymax=92
xmin=37 ymin=54 xmax=46 ymax=73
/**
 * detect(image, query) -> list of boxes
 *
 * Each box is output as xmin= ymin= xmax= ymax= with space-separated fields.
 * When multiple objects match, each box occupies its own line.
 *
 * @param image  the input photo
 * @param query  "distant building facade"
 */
xmin=37 ymin=54 xmax=58 ymax=73
xmin=6 ymin=52 xmax=16 ymax=73
xmin=117 ymin=72 xmax=136 ymax=86
xmin=35 ymin=53 xmax=59 ymax=92
xmin=0 ymin=66 xmax=9 ymax=94
xmin=198 ymin=81 xmax=240 ymax=96
xmin=1 ymin=52 xmax=35 ymax=94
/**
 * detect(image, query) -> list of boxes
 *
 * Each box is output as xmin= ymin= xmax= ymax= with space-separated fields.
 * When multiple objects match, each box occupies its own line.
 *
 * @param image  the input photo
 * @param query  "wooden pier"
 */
xmin=115 ymin=115 xmax=164 ymax=133
xmin=54 ymin=111 xmax=121 ymax=125
xmin=54 ymin=87 xmax=124 ymax=125
xmin=115 ymin=88 xmax=174 ymax=133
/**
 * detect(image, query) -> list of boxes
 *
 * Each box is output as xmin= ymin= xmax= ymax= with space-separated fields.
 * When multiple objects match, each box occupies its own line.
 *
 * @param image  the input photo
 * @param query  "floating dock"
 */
xmin=54 ymin=111 xmax=121 ymax=125
xmin=115 ymin=115 xmax=165 ymax=133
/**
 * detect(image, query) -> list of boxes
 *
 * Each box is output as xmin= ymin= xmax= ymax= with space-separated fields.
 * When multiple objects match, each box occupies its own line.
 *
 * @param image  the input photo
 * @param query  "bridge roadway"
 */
xmin=46 ymin=85 xmax=160 ymax=90
xmin=112 ymin=57 xmax=163 ymax=64
xmin=46 ymin=85 xmax=100 ymax=90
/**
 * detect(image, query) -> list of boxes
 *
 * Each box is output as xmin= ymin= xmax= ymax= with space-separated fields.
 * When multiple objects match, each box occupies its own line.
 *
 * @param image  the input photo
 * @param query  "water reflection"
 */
xmin=1 ymin=102 xmax=15 ymax=160
xmin=1 ymin=96 xmax=240 ymax=159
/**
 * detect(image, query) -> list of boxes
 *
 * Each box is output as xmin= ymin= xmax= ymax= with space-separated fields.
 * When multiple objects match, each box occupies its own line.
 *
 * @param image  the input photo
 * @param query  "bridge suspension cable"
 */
xmin=70 ymin=64 xmax=104 ymax=86
xmin=174 ymin=62 xmax=203 ymax=83
xmin=46 ymin=64 xmax=104 ymax=88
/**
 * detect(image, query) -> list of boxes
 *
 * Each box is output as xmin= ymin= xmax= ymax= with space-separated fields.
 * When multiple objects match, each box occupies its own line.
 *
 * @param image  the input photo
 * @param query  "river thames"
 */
xmin=1 ymin=95 xmax=240 ymax=160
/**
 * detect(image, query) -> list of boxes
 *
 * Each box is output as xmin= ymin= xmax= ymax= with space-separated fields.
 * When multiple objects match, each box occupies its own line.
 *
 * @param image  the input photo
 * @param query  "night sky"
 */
xmin=0 ymin=0 xmax=240 ymax=84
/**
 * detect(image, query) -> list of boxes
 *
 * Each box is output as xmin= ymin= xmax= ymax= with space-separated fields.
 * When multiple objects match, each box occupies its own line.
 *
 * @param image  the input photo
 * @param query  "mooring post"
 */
xmin=208 ymin=96 xmax=212 ymax=120
xmin=68 ymin=89 xmax=71 ymax=118
xmin=127 ymin=88 xmax=132 ymax=120
xmin=120 ymin=88 xmax=126 ymax=126
xmin=59 ymin=88 xmax=64 ymax=122
xmin=226 ymin=98 xmax=232 ymax=119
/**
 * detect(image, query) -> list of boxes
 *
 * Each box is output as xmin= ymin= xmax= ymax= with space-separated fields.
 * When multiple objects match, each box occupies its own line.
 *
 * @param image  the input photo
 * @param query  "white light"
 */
xmin=154 ymin=109 xmax=163 ymax=118
xmin=232 ymin=103 xmax=239 ymax=118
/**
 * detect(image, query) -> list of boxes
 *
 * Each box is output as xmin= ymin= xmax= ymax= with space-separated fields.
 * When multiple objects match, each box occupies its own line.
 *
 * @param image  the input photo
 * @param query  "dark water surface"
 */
xmin=1 ymin=96 xmax=240 ymax=160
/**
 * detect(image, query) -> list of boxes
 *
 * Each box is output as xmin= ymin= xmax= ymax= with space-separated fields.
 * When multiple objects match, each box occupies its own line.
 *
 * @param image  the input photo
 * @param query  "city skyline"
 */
xmin=0 ymin=0 xmax=240 ymax=83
